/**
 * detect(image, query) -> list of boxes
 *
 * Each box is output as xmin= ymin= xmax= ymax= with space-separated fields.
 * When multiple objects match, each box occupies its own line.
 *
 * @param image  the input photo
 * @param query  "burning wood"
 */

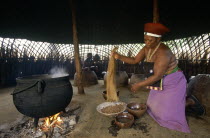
xmin=56 ymin=124 xmax=64 ymax=130
xmin=40 ymin=112 xmax=63 ymax=132
xmin=0 ymin=105 xmax=81 ymax=138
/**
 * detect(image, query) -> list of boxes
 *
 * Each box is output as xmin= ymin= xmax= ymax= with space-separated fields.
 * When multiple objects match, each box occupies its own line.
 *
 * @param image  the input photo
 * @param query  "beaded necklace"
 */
xmin=146 ymin=42 xmax=161 ymax=62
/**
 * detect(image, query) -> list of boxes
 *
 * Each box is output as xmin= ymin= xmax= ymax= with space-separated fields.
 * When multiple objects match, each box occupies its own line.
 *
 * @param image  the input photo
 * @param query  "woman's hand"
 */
xmin=111 ymin=51 xmax=120 ymax=59
xmin=130 ymin=83 xmax=140 ymax=93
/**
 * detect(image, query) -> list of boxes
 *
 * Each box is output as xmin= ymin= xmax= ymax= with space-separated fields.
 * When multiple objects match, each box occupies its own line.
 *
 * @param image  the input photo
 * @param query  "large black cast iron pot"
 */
xmin=11 ymin=74 xmax=73 ymax=127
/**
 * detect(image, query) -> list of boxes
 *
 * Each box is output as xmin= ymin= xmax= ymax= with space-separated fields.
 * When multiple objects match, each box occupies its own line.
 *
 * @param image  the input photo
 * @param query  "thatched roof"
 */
xmin=0 ymin=0 xmax=209 ymax=44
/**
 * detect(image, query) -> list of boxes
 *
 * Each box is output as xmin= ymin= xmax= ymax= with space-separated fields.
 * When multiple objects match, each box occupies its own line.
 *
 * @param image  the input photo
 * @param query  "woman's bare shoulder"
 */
xmin=154 ymin=44 xmax=174 ymax=63
xmin=160 ymin=43 xmax=170 ymax=49
xmin=158 ymin=43 xmax=171 ymax=54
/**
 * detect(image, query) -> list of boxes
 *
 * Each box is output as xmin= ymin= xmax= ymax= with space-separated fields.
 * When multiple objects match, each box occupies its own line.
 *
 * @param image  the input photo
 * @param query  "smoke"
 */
xmin=49 ymin=66 xmax=69 ymax=78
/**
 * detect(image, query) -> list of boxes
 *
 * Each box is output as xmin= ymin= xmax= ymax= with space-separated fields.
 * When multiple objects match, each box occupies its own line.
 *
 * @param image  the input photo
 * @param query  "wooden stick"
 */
xmin=49 ymin=120 xmax=57 ymax=127
xmin=56 ymin=124 xmax=64 ymax=130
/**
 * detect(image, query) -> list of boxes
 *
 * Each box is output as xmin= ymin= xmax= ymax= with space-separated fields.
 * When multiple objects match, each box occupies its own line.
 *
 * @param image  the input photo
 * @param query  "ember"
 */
xmin=39 ymin=112 xmax=63 ymax=135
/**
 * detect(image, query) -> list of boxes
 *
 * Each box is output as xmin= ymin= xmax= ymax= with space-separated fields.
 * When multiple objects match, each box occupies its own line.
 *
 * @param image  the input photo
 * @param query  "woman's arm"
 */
xmin=113 ymin=47 xmax=146 ymax=64
xmin=131 ymin=48 xmax=171 ymax=92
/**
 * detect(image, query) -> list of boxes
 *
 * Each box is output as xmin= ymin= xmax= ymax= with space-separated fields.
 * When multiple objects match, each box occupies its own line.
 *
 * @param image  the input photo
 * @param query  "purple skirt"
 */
xmin=147 ymin=71 xmax=190 ymax=133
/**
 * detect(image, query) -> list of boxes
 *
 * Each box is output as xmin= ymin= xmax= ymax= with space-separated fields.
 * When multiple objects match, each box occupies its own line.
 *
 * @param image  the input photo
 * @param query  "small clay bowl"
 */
xmin=102 ymin=91 xmax=119 ymax=100
xmin=127 ymin=103 xmax=147 ymax=118
xmin=115 ymin=112 xmax=134 ymax=128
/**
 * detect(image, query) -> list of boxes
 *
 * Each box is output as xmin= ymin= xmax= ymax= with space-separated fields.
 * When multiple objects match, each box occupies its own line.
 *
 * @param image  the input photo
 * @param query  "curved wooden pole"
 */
xmin=70 ymin=0 xmax=85 ymax=94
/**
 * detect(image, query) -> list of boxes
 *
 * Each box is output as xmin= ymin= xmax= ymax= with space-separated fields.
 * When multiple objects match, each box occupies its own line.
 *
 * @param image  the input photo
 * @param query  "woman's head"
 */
xmin=144 ymin=35 xmax=161 ymax=48
xmin=143 ymin=22 xmax=169 ymax=47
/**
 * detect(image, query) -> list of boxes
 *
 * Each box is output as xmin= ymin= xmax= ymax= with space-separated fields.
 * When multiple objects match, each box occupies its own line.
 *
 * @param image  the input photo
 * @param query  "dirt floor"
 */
xmin=0 ymin=80 xmax=210 ymax=138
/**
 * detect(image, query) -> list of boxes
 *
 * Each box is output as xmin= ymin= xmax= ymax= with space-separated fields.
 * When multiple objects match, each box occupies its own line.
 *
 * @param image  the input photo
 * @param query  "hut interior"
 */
xmin=0 ymin=0 xmax=210 ymax=138
xmin=0 ymin=0 xmax=209 ymax=85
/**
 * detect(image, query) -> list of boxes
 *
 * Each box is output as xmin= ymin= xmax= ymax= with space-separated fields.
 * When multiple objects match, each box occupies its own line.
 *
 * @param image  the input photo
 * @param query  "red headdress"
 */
xmin=144 ymin=23 xmax=170 ymax=37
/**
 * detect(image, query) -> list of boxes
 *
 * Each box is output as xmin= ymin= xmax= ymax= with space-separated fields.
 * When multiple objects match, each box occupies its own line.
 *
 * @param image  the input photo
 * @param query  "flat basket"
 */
xmin=96 ymin=101 xmax=127 ymax=117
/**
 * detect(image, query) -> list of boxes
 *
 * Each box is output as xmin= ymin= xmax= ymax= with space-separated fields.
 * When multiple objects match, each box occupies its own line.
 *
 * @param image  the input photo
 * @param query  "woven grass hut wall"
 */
xmin=0 ymin=0 xmax=209 ymax=86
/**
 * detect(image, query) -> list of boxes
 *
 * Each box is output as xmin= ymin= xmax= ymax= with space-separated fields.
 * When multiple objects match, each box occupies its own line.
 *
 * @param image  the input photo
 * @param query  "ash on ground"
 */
xmin=132 ymin=122 xmax=151 ymax=136
xmin=0 ymin=105 xmax=81 ymax=138
xmin=108 ymin=120 xmax=120 ymax=137
xmin=108 ymin=120 xmax=151 ymax=137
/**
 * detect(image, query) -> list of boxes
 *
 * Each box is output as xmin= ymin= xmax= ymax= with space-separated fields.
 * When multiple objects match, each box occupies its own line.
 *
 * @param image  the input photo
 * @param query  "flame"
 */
xmin=45 ymin=118 xmax=50 ymax=126
xmin=41 ymin=112 xmax=63 ymax=132
xmin=57 ymin=117 xmax=62 ymax=122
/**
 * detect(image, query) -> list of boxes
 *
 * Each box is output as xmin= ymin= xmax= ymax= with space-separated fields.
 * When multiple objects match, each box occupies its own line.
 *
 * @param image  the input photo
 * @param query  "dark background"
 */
xmin=0 ymin=0 xmax=209 ymax=44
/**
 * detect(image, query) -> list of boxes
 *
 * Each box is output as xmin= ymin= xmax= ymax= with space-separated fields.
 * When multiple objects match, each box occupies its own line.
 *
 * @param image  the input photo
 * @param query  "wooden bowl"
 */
xmin=115 ymin=112 xmax=134 ymax=128
xmin=127 ymin=103 xmax=147 ymax=118
xmin=102 ymin=91 xmax=119 ymax=100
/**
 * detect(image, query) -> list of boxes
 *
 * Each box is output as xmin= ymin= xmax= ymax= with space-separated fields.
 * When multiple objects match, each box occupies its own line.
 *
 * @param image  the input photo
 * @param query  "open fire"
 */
xmin=40 ymin=112 xmax=63 ymax=132
xmin=37 ymin=112 xmax=66 ymax=137
xmin=0 ymin=104 xmax=81 ymax=138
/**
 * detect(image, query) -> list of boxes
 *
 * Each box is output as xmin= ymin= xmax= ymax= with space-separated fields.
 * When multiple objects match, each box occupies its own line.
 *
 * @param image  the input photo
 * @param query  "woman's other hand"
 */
xmin=130 ymin=83 xmax=140 ymax=93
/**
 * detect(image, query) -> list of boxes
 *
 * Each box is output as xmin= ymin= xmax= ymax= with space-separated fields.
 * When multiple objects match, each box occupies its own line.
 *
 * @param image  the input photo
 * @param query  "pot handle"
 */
xmin=11 ymin=80 xmax=45 ymax=95
xmin=37 ymin=80 xmax=45 ymax=93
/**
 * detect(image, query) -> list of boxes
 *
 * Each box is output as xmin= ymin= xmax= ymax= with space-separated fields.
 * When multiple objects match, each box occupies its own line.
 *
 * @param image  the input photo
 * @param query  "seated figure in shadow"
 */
xmin=93 ymin=54 xmax=103 ymax=79
xmin=83 ymin=53 xmax=94 ymax=70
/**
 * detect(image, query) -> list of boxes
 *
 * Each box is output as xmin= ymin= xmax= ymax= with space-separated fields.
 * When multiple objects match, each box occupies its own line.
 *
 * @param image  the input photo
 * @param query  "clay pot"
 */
xmin=187 ymin=74 xmax=210 ymax=116
xmin=102 ymin=90 xmax=119 ymax=100
xmin=115 ymin=112 xmax=134 ymax=128
xmin=104 ymin=71 xmax=128 ymax=87
xmin=74 ymin=70 xmax=98 ymax=86
xmin=126 ymin=102 xmax=147 ymax=118
xmin=130 ymin=74 xmax=147 ymax=91
xmin=130 ymin=74 xmax=145 ymax=84
xmin=127 ymin=73 xmax=134 ymax=78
